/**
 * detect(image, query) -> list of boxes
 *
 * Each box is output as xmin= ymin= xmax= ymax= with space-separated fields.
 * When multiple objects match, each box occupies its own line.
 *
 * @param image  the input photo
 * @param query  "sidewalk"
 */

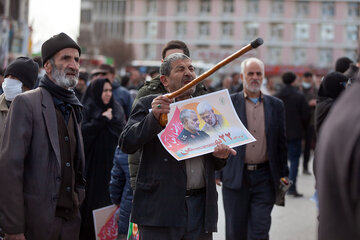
xmin=214 ymin=163 xmax=318 ymax=240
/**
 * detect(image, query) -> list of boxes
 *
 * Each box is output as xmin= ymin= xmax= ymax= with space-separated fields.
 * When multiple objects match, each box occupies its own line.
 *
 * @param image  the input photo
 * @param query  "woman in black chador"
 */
xmin=80 ymin=78 xmax=125 ymax=240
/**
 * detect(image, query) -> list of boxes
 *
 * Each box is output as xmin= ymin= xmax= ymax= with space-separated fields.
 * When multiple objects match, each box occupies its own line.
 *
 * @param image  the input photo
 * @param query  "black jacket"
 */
xmin=275 ymin=85 xmax=310 ymax=140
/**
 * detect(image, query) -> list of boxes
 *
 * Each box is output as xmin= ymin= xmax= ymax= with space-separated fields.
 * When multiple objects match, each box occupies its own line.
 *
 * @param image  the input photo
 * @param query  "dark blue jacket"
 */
xmin=220 ymin=92 xmax=288 ymax=193
xmin=109 ymin=147 xmax=133 ymax=234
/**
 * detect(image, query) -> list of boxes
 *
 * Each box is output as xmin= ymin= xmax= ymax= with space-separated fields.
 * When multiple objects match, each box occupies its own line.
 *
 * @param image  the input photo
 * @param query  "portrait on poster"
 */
xmin=158 ymin=89 xmax=256 ymax=160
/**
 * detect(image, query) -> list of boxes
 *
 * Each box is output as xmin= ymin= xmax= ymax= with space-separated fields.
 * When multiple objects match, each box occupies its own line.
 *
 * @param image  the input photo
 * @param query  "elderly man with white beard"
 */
xmin=0 ymin=33 xmax=86 ymax=240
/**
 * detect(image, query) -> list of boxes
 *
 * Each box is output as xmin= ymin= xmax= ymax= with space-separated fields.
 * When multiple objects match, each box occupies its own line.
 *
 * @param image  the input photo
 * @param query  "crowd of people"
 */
xmin=0 ymin=31 xmax=359 ymax=240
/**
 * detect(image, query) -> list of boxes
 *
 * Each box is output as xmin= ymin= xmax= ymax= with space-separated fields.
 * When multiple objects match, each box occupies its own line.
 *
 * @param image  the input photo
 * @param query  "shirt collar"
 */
xmin=243 ymin=90 xmax=264 ymax=101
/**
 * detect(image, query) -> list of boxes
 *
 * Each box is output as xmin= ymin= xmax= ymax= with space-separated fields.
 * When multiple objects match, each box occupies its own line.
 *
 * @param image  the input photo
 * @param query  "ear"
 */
xmin=240 ymin=73 xmax=244 ymax=82
xmin=43 ymin=60 xmax=52 ymax=75
xmin=160 ymin=75 xmax=169 ymax=88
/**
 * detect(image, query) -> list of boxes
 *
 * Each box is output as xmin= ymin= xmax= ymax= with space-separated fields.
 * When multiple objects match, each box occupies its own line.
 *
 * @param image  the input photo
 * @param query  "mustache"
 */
xmin=250 ymin=79 xmax=261 ymax=84
xmin=182 ymin=75 xmax=194 ymax=82
xmin=64 ymin=68 xmax=79 ymax=75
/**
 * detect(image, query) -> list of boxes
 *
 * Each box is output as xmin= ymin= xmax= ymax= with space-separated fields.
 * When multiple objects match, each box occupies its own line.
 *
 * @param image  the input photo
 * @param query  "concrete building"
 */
xmin=0 ymin=0 xmax=31 ymax=67
xmin=121 ymin=0 xmax=359 ymax=74
xmin=78 ymin=0 xmax=126 ymax=54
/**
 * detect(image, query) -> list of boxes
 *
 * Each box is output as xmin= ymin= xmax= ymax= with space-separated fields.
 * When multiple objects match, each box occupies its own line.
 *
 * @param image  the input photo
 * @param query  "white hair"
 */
xmin=240 ymin=57 xmax=265 ymax=76
xmin=197 ymin=101 xmax=213 ymax=115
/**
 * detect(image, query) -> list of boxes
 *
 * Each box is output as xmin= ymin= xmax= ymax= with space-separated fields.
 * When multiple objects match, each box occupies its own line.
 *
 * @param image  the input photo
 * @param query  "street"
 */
xmin=214 ymin=161 xmax=318 ymax=240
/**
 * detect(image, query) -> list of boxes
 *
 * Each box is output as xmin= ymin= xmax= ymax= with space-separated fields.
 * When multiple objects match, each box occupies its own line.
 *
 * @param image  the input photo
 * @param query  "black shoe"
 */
xmin=287 ymin=191 xmax=303 ymax=197
xmin=303 ymin=170 xmax=311 ymax=175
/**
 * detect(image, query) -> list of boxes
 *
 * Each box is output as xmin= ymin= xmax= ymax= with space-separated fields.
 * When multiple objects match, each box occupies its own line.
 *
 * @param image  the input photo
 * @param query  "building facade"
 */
xmin=122 ymin=0 xmax=359 ymax=74
xmin=0 ymin=0 xmax=30 ymax=67
xmin=79 ymin=0 xmax=126 ymax=54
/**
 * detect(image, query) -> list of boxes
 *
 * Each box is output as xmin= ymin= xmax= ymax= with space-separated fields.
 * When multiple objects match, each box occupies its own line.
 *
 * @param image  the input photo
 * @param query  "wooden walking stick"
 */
xmin=159 ymin=37 xmax=264 ymax=127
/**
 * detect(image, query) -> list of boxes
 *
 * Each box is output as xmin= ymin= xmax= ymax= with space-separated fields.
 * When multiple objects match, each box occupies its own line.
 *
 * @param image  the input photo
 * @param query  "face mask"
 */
xmin=2 ymin=78 xmax=23 ymax=101
xmin=302 ymin=81 xmax=312 ymax=89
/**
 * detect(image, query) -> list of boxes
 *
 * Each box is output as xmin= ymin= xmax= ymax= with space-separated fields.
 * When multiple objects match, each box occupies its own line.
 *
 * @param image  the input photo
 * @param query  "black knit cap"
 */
xmin=4 ymin=57 xmax=39 ymax=89
xmin=41 ymin=32 xmax=81 ymax=64
xmin=282 ymin=71 xmax=297 ymax=85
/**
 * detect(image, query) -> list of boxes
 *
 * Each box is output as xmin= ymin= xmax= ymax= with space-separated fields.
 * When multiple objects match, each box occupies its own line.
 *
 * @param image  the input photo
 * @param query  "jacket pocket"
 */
xmin=136 ymin=178 xmax=159 ymax=192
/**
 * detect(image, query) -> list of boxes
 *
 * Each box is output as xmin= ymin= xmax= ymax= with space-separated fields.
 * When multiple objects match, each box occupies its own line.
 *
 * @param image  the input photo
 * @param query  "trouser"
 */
xmin=49 ymin=210 xmax=81 ymax=240
xmin=288 ymin=139 xmax=302 ymax=192
xmin=139 ymin=192 xmax=212 ymax=240
xmin=222 ymin=166 xmax=276 ymax=240
xmin=303 ymin=125 xmax=316 ymax=171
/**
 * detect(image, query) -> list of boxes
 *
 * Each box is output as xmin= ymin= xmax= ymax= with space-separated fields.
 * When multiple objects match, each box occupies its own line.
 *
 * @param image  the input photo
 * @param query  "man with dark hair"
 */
xmin=299 ymin=71 xmax=318 ymax=175
xmin=275 ymin=71 xmax=310 ymax=197
xmin=335 ymin=56 xmax=353 ymax=73
xmin=0 ymin=32 xmax=86 ymax=240
xmin=161 ymin=40 xmax=190 ymax=60
xmin=74 ymin=71 xmax=88 ymax=101
xmin=120 ymin=53 xmax=236 ymax=240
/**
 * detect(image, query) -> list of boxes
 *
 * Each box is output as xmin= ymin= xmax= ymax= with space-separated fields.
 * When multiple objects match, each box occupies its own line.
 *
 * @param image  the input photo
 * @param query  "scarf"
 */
xmin=39 ymin=75 xmax=83 ymax=123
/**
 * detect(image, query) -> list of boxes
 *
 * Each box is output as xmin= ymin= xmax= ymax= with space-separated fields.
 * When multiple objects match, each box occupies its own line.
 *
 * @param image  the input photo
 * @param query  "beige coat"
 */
xmin=0 ymin=87 xmax=85 ymax=239
xmin=0 ymin=93 xmax=9 ymax=147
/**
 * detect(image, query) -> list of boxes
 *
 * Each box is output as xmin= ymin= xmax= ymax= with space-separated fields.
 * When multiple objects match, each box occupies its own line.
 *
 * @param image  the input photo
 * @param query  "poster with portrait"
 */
xmin=158 ymin=89 xmax=256 ymax=161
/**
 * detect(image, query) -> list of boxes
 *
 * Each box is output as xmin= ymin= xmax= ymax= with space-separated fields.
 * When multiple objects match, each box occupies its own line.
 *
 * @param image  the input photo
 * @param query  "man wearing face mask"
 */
xmin=0 ymin=57 xmax=39 ymax=146
xmin=0 ymin=33 xmax=86 ymax=240
xmin=299 ymin=71 xmax=318 ymax=175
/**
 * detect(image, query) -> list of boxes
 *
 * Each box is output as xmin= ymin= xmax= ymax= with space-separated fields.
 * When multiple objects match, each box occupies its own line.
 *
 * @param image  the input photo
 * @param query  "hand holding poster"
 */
xmin=158 ymin=89 xmax=256 ymax=160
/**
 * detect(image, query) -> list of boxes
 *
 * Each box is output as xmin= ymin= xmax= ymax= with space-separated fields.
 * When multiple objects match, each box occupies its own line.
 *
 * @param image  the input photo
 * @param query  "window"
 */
xmin=293 ymin=48 xmax=307 ymax=66
xmin=245 ymin=22 xmax=259 ymax=41
xmin=177 ymin=0 xmax=188 ymax=14
xmin=175 ymin=22 xmax=187 ymax=38
xmin=348 ymin=3 xmax=360 ymax=18
xmin=80 ymin=9 xmax=91 ymax=23
xmin=144 ymin=44 xmax=157 ymax=60
xmin=294 ymin=23 xmax=309 ymax=41
xmin=270 ymin=23 xmax=283 ymax=41
xmin=146 ymin=21 xmax=158 ymax=38
xmin=147 ymin=0 xmax=157 ymax=15
xmin=344 ymin=49 xmax=357 ymax=62
xmin=222 ymin=22 xmax=233 ymax=38
xmin=346 ymin=25 xmax=359 ymax=42
xmin=271 ymin=0 xmax=284 ymax=16
xmin=198 ymin=22 xmax=210 ymax=38
xmin=268 ymin=47 xmax=282 ymax=65
xmin=223 ymin=0 xmax=234 ymax=14
xmin=318 ymin=48 xmax=332 ymax=67
xmin=295 ymin=1 xmax=309 ymax=18
xmin=200 ymin=0 xmax=211 ymax=14
xmin=320 ymin=24 xmax=334 ymax=41
xmin=322 ymin=2 xmax=335 ymax=18
xmin=247 ymin=0 xmax=259 ymax=16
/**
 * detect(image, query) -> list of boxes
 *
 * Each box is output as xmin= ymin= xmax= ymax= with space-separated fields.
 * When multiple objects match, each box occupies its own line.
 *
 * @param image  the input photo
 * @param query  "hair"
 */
xmin=160 ymin=53 xmax=191 ymax=77
xmin=99 ymin=64 xmax=115 ymax=74
xmin=161 ymin=40 xmax=190 ymax=59
xmin=282 ymin=71 xmax=297 ymax=85
xmin=33 ymin=56 xmax=43 ymax=68
xmin=240 ymin=57 xmax=265 ymax=76
xmin=197 ymin=101 xmax=213 ymax=115
xmin=335 ymin=57 xmax=353 ymax=73
xmin=231 ymin=72 xmax=240 ymax=78
xmin=179 ymin=109 xmax=196 ymax=125
xmin=303 ymin=71 xmax=313 ymax=78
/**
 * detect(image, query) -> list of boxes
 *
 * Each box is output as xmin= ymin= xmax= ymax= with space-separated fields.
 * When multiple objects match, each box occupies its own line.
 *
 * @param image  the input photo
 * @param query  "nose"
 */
xmin=68 ymin=58 xmax=80 ymax=71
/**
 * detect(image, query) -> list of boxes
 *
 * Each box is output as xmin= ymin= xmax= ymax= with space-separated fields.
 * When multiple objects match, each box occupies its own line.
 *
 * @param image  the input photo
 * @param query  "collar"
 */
xmin=243 ymin=90 xmax=264 ymax=102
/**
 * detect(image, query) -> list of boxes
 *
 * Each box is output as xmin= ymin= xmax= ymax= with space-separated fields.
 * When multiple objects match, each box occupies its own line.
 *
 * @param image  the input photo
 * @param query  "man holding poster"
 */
xmin=119 ymin=53 xmax=236 ymax=240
